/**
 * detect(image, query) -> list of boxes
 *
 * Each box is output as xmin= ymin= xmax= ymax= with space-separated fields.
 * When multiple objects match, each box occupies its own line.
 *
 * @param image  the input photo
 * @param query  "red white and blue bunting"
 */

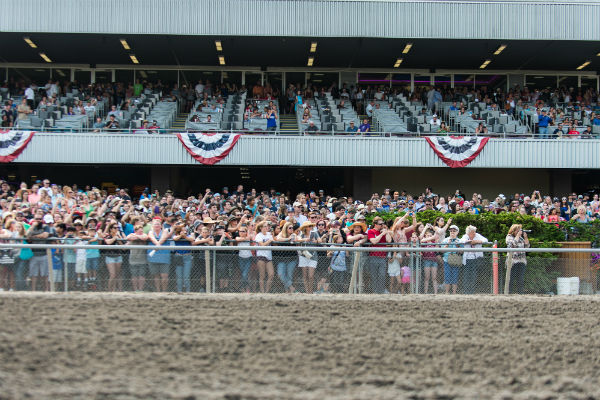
xmin=424 ymin=136 xmax=490 ymax=168
xmin=177 ymin=132 xmax=241 ymax=165
xmin=0 ymin=130 xmax=36 ymax=163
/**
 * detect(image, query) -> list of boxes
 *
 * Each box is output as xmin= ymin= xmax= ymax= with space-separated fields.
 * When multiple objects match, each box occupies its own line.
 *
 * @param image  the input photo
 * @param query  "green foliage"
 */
xmin=367 ymin=210 xmax=565 ymax=247
xmin=560 ymin=220 xmax=600 ymax=247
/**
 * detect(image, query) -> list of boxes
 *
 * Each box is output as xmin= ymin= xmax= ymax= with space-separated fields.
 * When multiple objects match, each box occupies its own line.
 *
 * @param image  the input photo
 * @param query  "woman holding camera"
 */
xmin=505 ymin=224 xmax=530 ymax=294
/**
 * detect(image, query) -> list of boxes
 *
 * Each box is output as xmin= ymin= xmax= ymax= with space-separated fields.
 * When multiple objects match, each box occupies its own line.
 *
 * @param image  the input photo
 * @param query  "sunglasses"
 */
xmin=317 ymin=224 xmax=325 ymax=227
xmin=375 ymin=222 xmax=384 ymax=225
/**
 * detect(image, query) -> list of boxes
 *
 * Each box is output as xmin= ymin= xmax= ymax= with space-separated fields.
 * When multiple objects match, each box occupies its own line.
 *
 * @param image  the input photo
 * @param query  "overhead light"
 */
xmin=39 ymin=53 xmax=52 ymax=63
xmin=215 ymin=40 xmax=222 ymax=52
xmin=402 ymin=43 xmax=413 ymax=54
xmin=24 ymin=37 xmax=37 ymax=48
xmin=479 ymin=59 xmax=491 ymax=69
xmin=218 ymin=56 xmax=225 ymax=65
xmin=310 ymin=42 xmax=317 ymax=53
xmin=120 ymin=39 xmax=131 ymax=50
xmin=493 ymin=44 xmax=507 ymax=55
xmin=597 ymin=52 xmax=600 ymax=56
xmin=139 ymin=70 xmax=147 ymax=78
xmin=393 ymin=58 xmax=403 ymax=68
xmin=576 ymin=61 xmax=591 ymax=70
xmin=307 ymin=57 xmax=314 ymax=66
xmin=55 ymin=69 xmax=66 ymax=77
xmin=129 ymin=54 xmax=139 ymax=64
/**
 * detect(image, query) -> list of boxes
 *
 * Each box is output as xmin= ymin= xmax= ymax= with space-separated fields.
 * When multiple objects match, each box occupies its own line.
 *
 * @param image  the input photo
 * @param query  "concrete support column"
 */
xmin=351 ymin=168 xmax=373 ymax=201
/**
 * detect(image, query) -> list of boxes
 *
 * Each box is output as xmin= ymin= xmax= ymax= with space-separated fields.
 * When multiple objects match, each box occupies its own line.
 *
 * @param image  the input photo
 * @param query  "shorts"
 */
xmin=388 ymin=259 xmax=401 ymax=277
xmin=298 ymin=255 xmax=317 ymax=268
xmin=75 ymin=259 xmax=87 ymax=274
xmin=29 ymin=256 xmax=48 ymax=277
xmin=51 ymin=268 xmax=62 ymax=283
xmin=444 ymin=262 xmax=459 ymax=285
xmin=86 ymin=258 xmax=100 ymax=271
xmin=105 ymin=256 xmax=123 ymax=264
xmin=401 ymin=276 xmax=410 ymax=284
xmin=423 ymin=260 xmax=438 ymax=269
xmin=256 ymin=256 xmax=271 ymax=263
xmin=130 ymin=263 xmax=147 ymax=277
xmin=148 ymin=262 xmax=169 ymax=275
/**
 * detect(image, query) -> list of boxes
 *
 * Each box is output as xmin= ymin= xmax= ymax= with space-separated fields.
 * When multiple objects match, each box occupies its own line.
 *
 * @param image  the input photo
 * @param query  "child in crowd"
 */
xmin=400 ymin=265 xmax=411 ymax=294
xmin=75 ymin=229 xmax=88 ymax=288
xmin=327 ymin=234 xmax=347 ymax=293
xmin=84 ymin=226 xmax=100 ymax=287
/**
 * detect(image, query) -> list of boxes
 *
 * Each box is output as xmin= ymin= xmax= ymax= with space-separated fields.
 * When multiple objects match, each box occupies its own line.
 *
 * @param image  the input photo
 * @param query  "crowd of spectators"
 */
xmin=0 ymin=179 xmax=596 ymax=294
xmin=3 ymin=75 xmax=599 ymax=137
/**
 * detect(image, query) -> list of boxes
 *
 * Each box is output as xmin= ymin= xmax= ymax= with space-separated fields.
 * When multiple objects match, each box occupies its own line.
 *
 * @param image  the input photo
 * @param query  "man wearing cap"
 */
xmin=537 ymin=109 xmax=552 ymax=139
xmin=27 ymin=216 xmax=53 ymax=291
xmin=429 ymin=114 xmax=441 ymax=126
xmin=346 ymin=121 xmax=358 ymax=133
xmin=367 ymin=216 xmax=392 ymax=294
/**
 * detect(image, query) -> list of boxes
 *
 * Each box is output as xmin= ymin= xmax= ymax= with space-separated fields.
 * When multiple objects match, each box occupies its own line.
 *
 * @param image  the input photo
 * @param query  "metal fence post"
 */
xmin=46 ymin=248 xmax=54 ymax=292
xmin=492 ymin=240 xmax=499 ymax=294
xmin=358 ymin=252 xmax=364 ymax=294
xmin=204 ymin=250 xmax=211 ymax=294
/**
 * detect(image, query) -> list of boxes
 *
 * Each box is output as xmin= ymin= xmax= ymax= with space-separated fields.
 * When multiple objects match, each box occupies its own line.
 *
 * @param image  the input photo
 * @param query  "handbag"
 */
xmin=19 ymin=247 xmax=34 ymax=260
xmin=448 ymin=253 xmax=463 ymax=267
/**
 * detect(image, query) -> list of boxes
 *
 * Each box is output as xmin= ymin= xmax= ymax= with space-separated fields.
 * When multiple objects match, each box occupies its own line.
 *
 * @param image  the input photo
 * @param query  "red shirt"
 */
xmin=367 ymin=228 xmax=390 ymax=257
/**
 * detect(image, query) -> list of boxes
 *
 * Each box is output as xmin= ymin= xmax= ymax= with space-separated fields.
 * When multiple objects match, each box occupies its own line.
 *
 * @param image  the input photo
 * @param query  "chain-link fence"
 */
xmin=1 ymin=243 xmax=599 ymax=295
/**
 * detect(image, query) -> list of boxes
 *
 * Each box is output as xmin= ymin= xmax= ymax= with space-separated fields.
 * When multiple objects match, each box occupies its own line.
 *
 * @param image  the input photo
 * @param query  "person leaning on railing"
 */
xmin=367 ymin=216 xmax=392 ymax=294
xmin=459 ymin=225 xmax=488 ymax=295
xmin=441 ymin=225 xmax=462 ymax=295
xmin=505 ymin=224 xmax=530 ymax=294
xmin=273 ymin=221 xmax=298 ymax=293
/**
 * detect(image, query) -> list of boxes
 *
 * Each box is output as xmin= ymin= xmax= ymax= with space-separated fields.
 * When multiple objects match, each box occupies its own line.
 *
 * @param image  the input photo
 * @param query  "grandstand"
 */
xmin=0 ymin=0 xmax=599 ymax=197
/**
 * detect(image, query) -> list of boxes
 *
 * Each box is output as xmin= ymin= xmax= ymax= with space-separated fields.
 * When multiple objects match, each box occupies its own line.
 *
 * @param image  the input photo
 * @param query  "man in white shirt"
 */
xmin=459 ymin=225 xmax=488 ymax=294
xmin=429 ymin=114 xmax=441 ymax=126
xmin=195 ymin=80 xmax=204 ymax=96
xmin=25 ymin=85 xmax=35 ymax=109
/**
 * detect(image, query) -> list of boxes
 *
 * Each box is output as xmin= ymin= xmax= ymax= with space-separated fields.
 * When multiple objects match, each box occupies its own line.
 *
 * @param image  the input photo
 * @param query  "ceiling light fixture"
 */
xmin=24 ymin=37 xmax=37 ymax=48
xmin=576 ymin=61 xmax=591 ymax=70
xmin=219 ymin=56 xmax=226 ymax=65
xmin=493 ymin=44 xmax=507 ymax=55
xmin=120 ymin=39 xmax=131 ymax=50
xmin=307 ymin=57 xmax=314 ymax=67
xmin=215 ymin=40 xmax=223 ymax=52
xmin=310 ymin=42 xmax=317 ymax=53
xmin=479 ymin=59 xmax=491 ymax=69
xmin=129 ymin=54 xmax=139 ymax=64
xmin=55 ymin=69 xmax=66 ymax=77
xmin=402 ymin=43 xmax=413 ymax=54
xmin=39 ymin=52 xmax=52 ymax=63
xmin=393 ymin=58 xmax=403 ymax=68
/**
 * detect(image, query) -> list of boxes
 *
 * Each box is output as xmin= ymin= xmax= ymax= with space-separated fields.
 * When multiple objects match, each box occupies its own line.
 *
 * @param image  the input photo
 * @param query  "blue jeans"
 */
xmin=367 ymin=256 xmax=387 ymax=294
xmin=175 ymin=254 xmax=192 ymax=292
xmin=15 ymin=258 xmax=28 ymax=291
xmin=539 ymin=126 xmax=548 ymax=139
xmin=277 ymin=260 xmax=297 ymax=290
xmin=239 ymin=257 xmax=252 ymax=289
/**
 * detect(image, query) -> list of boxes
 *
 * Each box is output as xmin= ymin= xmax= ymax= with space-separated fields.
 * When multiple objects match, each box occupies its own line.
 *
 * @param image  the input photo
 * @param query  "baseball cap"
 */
xmin=449 ymin=225 xmax=459 ymax=231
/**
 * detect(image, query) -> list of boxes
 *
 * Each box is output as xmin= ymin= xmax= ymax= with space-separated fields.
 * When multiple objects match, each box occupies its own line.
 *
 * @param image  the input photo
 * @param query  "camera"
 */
xmin=522 ymin=229 xmax=532 ymax=233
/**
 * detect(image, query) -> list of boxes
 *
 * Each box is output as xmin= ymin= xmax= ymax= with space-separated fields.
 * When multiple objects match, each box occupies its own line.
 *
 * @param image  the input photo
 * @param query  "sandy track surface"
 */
xmin=1 ymin=293 xmax=599 ymax=399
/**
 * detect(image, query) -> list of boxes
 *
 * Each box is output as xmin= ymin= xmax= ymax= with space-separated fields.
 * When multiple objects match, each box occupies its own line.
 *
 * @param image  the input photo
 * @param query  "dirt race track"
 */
xmin=1 ymin=293 xmax=600 ymax=400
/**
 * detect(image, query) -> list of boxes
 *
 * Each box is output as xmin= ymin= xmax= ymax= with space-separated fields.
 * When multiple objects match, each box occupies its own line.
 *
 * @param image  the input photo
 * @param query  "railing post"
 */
xmin=493 ymin=240 xmax=499 ymax=295
xmin=46 ymin=248 xmax=54 ymax=292
xmin=204 ymin=250 xmax=211 ymax=294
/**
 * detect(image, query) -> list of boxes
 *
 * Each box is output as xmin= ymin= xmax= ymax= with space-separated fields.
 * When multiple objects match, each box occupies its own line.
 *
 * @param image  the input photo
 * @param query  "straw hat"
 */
xmin=202 ymin=217 xmax=216 ymax=224
xmin=299 ymin=221 xmax=316 ymax=231
xmin=348 ymin=222 xmax=367 ymax=232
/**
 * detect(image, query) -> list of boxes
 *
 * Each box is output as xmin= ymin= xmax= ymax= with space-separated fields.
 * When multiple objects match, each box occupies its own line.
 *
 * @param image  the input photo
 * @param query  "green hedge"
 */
xmin=366 ymin=210 xmax=566 ymax=248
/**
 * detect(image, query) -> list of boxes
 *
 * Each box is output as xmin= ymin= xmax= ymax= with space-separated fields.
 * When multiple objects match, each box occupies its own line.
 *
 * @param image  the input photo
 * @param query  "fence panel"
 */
xmin=1 ymin=243 xmax=598 ymax=295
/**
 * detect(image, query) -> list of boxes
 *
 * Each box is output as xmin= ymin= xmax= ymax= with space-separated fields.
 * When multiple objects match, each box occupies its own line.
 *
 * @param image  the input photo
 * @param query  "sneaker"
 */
xmin=384 ymin=289 xmax=390 ymax=294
